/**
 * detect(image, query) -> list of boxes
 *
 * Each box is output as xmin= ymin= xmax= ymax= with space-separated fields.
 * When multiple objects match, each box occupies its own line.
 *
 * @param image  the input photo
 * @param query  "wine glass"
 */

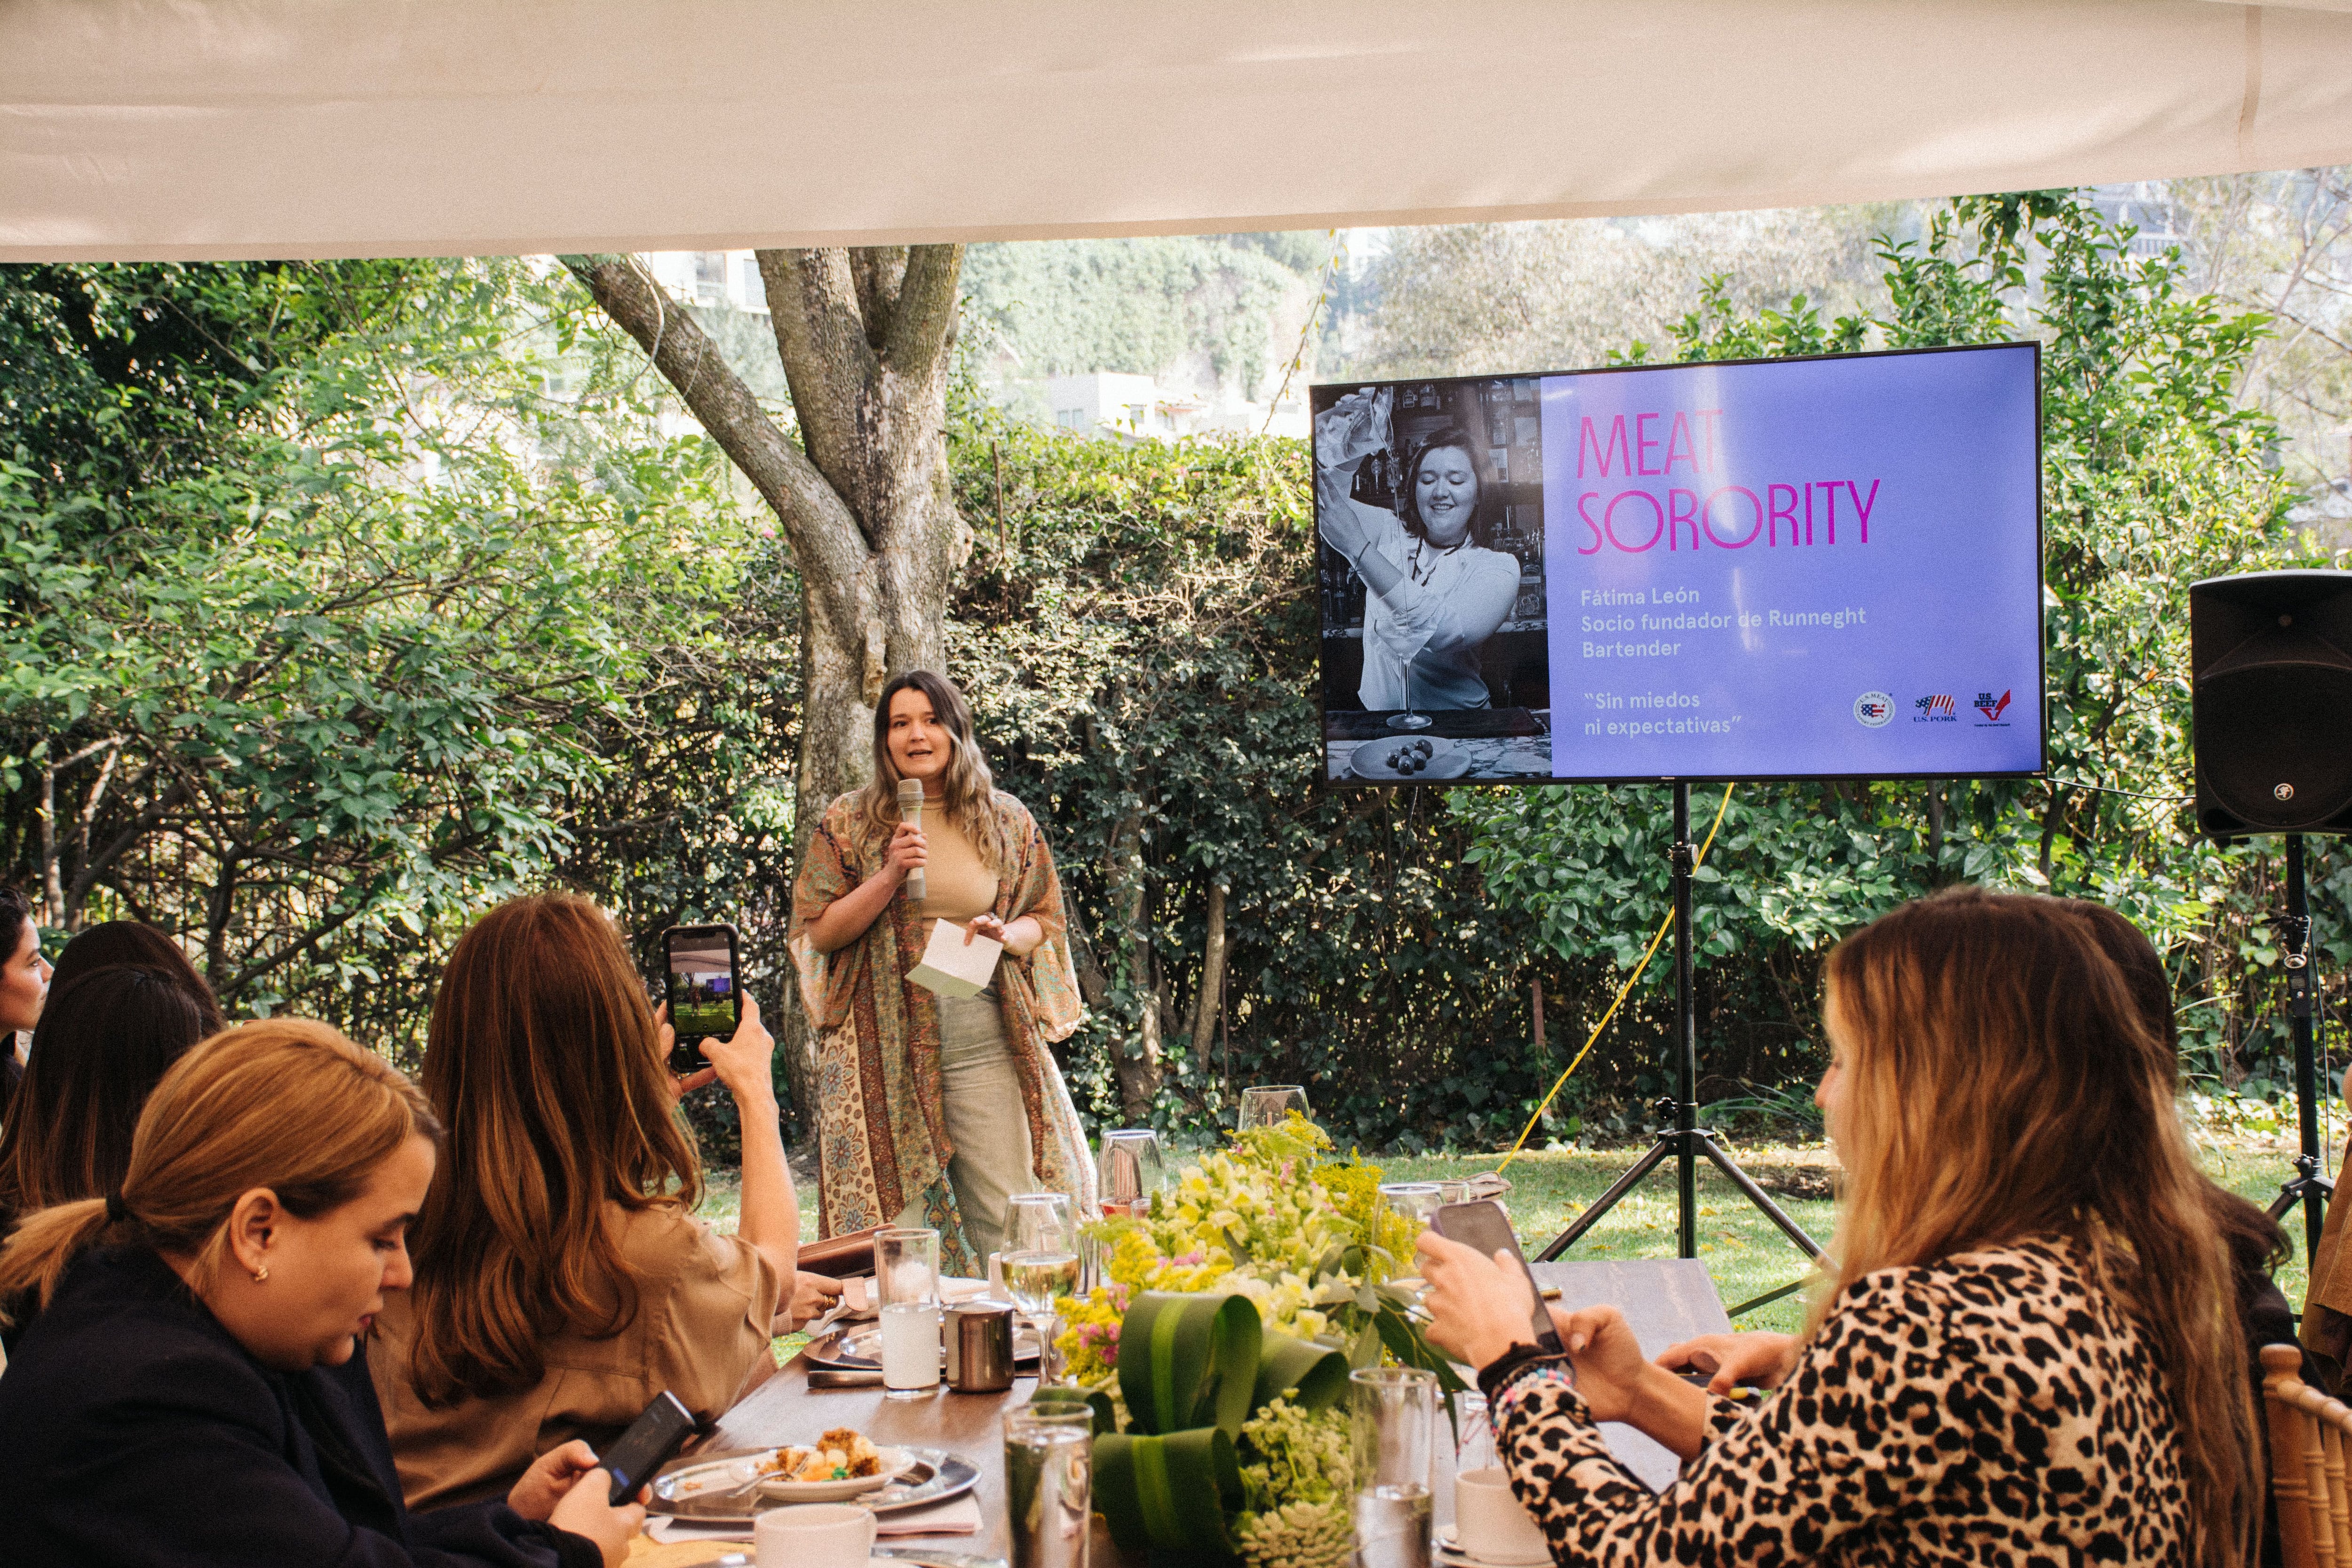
xmin=1388 ymin=654 xmax=1433 ymax=732
xmin=1239 ymin=1084 xmax=1311 ymax=1131
xmin=1097 ymin=1129 xmax=1168 ymax=1218
xmin=1003 ymin=1193 xmax=1079 ymax=1384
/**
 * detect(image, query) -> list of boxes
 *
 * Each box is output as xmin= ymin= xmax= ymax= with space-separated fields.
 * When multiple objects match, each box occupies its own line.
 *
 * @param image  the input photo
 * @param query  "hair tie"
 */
xmin=104 ymin=1192 xmax=130 ymax=1226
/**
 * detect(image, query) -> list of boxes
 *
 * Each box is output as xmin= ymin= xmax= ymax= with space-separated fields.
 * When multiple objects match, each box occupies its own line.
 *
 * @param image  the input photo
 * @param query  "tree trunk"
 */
xmin=1103 ymin=806 xmax=1165 ymax=1120
xmin=562 ymin=246 xmax=965 ymax=1133
xmin=1187 ymin=882 xmax=1228 ymax=1064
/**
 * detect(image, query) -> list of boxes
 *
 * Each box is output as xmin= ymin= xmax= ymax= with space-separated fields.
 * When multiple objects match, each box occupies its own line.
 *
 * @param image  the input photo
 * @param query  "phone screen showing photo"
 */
xmin=664 ymin=928 xmax=739 ymax=1042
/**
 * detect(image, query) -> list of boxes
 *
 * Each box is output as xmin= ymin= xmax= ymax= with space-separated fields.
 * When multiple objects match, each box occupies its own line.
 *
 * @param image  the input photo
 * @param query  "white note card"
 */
xmin=908 ymin=919 xmax=1001 ymax=998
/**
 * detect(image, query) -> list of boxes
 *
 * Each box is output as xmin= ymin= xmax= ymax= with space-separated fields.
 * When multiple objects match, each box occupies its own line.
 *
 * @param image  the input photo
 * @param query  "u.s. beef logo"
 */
xmin=1974 ymin=689 xmax=2012 ymax=723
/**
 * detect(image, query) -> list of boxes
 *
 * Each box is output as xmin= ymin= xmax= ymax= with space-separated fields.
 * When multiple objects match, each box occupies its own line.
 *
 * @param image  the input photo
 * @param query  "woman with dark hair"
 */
xmin=1314 ymin=390 xmax=1522 ymax=711
xmin=0 ymin=885 xmax=51 ymax=1115
xmin=792 ymin=669 xmax=1094 ymax=1267
xmin=1419 ymin=886 xmax=2257 ymax=1568
xmin=45 ymin=916 xmax=218 ymax=1002
xmin=0 ymin=1018 xmax=642 ymax=1566
xmin=369 ymin=894 xmax=795 ymax=1509
xmin=0 ymin=963 xmax=223 ymax=1218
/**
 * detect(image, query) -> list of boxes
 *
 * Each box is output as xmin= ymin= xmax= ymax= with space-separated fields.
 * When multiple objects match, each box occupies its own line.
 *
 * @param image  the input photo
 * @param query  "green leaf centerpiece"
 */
xmin=1051 ymin=1115 xmax=1467 ymax=1568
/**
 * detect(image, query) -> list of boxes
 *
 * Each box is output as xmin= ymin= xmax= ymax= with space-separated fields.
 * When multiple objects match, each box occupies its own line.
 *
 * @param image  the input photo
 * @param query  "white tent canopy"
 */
xmin=6 ymin=0 xmax=2352 ymax=263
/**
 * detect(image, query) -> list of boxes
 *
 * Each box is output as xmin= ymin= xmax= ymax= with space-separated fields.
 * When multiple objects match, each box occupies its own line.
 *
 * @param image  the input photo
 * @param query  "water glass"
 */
xmin=1377 ymin=1182 xmax=1445 ymax=1233
xmin=1006 ymin=1407 xmax=1094 ymax=1568
xmin=1004 ymin=1193 xmax=1079 ymax=1383
xmin=1097 ymin=1129 xmax=1168 ymax=1218
xmin=1351 ymin=1367 xmax=1436 ymax=1568
xmin=876 ymin=1226 xmax=941 ymax=1401
xmin=1239 ymin=1084 xmax=1311 ymax=1130
xmin=1434 ymin=1178 xmax=1470 ymax=1206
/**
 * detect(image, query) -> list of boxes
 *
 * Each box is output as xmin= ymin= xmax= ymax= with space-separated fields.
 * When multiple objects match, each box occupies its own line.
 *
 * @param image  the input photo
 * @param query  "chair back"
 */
xmin=2264 ymin=1342 xmax=2352 ymax=1568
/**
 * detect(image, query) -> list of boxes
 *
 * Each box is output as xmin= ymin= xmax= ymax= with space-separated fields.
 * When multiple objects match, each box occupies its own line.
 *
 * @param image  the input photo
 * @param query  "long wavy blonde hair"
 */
xmin=858 ymin=669 xmax=1006 ymax=873
xmin=1816 ymin=887 xmax=2255 ymax=1568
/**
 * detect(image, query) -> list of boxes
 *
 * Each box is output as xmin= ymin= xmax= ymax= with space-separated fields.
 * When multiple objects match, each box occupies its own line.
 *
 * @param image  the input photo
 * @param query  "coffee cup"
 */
xmin=754 ymin=1502 xmax=877 ymax=1568
xmin=1452 ymin=1466 xmax=1549 ymax=1565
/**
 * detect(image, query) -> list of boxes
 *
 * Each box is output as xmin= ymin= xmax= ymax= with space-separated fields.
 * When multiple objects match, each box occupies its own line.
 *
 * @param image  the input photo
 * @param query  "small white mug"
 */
xmin=1453 ymin=1466 xmax=1549 ymax=1566
xmin=755 ymin=1502 xmax=877 ymax=1568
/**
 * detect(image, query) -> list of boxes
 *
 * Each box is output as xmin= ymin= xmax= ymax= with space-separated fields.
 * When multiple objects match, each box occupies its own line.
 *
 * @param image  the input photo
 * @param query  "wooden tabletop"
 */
xmin=666 ymin=1354 xmax=1130 ymax=1567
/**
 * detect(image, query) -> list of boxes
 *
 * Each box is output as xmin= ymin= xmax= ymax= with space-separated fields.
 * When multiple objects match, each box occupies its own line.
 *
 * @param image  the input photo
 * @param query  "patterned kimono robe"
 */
xmin=789 ymin=788 xmax=1097 ymax=1273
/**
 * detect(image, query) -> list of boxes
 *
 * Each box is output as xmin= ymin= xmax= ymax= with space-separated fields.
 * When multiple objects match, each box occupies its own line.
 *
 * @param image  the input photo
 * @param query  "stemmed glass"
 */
xmin=1240 ymin=1084 xmax=1311 ymax=1131
xmin=1388 ymin=654 xmax=1433 ymax=732
xmin=1003 ymin=1193 xmax=1079 ymax=1384
xmin=1097 ymin=1129 xmax=1168 ymax=1218
xmin=1376 ymin=1182 xmax=1445 ymax=1233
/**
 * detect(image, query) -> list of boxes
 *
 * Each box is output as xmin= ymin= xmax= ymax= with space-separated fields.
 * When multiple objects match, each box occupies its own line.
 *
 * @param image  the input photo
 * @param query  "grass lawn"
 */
xmin=703 ymin=1126 xmax=2329 ymax=1344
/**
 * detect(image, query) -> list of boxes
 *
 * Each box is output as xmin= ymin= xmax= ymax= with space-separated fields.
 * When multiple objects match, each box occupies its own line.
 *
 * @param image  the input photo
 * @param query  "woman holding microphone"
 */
xmin=791 ymin=670 xmax=1094 ymax=1269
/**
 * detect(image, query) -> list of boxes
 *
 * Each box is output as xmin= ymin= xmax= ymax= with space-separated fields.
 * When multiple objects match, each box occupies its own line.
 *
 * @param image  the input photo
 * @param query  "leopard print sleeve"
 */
xmin=1487 ymin=1242 xmax=2187 ymax=1567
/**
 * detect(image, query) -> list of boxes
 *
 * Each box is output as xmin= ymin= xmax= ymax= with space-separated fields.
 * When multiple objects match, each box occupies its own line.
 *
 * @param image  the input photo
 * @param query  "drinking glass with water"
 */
xmin=1352 ymin=1366 xmax=1437 ymax=1568
xmin=1005 ymin=1406 xmax=1093 ymax=1568
xmin=876 ymin=1226 xmax=941 ymax=1401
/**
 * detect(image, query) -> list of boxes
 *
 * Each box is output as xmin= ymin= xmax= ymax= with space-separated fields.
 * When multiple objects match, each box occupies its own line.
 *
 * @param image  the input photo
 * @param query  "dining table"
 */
xmin=623 ymin=1350 xmax=1131 ymax=1568
xmin=623 ymin=1259 xmax=1724 ymax=1567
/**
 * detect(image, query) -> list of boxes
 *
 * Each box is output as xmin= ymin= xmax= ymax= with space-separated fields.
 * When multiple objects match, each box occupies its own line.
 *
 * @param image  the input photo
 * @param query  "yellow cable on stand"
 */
xmin=1495 ymin=782 xmax=1736 ymax=1174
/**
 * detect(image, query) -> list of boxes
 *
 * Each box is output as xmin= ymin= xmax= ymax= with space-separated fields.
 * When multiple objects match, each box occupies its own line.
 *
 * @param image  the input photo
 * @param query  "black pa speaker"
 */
xmin=2191 ymin=570 xmax=2352 ymax=840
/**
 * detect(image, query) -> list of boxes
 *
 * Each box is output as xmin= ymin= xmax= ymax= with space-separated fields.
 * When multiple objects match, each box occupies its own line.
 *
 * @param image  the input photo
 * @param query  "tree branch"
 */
xmin=559 ymin=253 xmax=869 ymax=594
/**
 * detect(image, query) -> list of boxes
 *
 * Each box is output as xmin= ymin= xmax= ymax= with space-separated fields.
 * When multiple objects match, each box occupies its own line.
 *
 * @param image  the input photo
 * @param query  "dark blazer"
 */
xmin=0 ymin=1245 xmax=600 ymax=1568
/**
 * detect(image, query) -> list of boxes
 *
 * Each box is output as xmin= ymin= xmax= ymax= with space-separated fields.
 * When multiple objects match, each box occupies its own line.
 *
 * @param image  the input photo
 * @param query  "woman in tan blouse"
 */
xmin=370 ymin=894 xmax=796 ymax=1508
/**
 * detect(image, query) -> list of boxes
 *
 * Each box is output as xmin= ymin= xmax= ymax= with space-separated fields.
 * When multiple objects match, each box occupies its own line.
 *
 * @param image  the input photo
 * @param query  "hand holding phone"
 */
xmin=660 ymin=923 xmax=743 ymax=1075
xmin=598 ymin=1391 xmax=696 ymax=1505
xmin=1428 ymin=1199 xmax=1565 ymax=1359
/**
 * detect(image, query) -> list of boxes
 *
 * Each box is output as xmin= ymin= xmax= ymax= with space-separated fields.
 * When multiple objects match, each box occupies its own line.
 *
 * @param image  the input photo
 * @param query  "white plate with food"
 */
xmin=754 ymin=1428 xmax=915 ymax=1502
xmin=651 ymin=1446 xmax=974 ymax=1524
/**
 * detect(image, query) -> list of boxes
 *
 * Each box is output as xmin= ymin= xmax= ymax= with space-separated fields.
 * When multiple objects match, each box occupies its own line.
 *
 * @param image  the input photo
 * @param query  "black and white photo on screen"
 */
xmin=1313 ymin=377 xmax=1551 ymax=782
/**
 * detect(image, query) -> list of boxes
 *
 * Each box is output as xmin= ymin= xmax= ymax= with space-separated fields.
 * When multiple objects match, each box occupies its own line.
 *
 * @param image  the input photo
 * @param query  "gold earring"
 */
xmin=251 ymin=1264 xmax=269 ymax=1283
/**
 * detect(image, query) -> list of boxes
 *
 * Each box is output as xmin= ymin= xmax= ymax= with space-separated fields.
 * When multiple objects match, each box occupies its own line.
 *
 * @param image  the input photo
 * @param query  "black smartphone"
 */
xmin=599 ymin=1390 xmax=697 ymax=1504
xmin=659 ymin=923 xmax=742 ymax=1075
xmin=1431 ymin=1198 xmax=1566 ymax=1356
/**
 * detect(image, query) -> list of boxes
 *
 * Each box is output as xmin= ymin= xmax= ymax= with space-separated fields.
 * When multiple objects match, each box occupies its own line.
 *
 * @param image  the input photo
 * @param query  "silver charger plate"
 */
xmin=649 ymin=1446 xmax=978 ymax=1525
xmin=806 ymin=1322 xmax=1042 ymax=1371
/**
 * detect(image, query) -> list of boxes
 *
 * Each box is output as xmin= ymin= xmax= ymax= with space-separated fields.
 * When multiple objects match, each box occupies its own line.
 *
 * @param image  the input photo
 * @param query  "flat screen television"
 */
xmin=1312 ymin=342 xmax=2043 ymax=785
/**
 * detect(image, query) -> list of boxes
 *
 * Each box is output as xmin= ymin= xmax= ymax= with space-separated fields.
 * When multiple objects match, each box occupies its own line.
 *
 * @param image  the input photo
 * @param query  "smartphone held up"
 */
xmin=660 ymin=923 xmax=742 ymax=1076
xmin=1431 ymin=1198 xmax=1565 ymax=1357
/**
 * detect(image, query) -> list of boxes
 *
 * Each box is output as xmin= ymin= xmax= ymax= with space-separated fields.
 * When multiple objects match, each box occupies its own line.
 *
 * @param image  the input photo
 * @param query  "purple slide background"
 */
xmin=1540 ymin=343 xmax=2040 ymax=779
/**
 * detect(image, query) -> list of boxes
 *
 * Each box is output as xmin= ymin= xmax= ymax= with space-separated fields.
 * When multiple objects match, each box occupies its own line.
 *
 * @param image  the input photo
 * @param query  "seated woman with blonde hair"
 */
xmin=370 ymin=894 xmax=798 ymax=1509
xmin=1419 ymin=886 xmax=2257 ymax=1568
xmin=0 ymin=1019 xmax=641 ymax=1566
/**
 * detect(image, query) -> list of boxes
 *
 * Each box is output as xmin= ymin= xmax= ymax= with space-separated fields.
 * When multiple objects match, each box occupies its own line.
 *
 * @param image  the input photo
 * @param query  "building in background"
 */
xmin=1046 ymin=372 xmax=1306 ymax=441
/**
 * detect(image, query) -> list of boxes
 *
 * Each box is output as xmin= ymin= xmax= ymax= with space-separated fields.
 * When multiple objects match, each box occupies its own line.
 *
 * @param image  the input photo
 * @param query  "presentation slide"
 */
xmin=1313 ymin=342 xmax=2042 ymax=784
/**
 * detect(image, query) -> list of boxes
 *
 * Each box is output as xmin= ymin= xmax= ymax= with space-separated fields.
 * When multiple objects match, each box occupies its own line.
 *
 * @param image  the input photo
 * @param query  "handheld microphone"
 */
xmin=897 ymin=778 xmax=927 ymax=903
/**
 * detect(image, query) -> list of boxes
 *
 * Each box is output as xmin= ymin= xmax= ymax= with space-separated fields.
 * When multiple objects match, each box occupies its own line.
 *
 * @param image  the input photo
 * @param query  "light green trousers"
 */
xmin=895 ymin=988 xmax=1037 ymax=1266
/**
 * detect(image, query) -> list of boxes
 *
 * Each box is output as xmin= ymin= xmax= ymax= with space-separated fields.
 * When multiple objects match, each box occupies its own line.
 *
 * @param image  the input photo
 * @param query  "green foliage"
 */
xmin=962 ymin=236 xmax=1310 ymax=393
xmin=0 ymin=259 xmax=764 ymax=1058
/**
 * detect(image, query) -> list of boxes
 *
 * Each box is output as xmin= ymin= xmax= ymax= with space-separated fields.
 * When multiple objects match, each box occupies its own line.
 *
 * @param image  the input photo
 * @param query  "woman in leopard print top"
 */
xmin=1421 ymin=888 xmax=2258 ymax=1568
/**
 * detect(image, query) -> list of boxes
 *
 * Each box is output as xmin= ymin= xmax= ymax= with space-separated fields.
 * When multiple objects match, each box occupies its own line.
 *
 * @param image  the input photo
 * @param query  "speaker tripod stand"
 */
xmin=1536 ymin=783 xmax=1831 ymax=1289
xmin=2263 ymin=834 xmax=2335 ymax=1266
